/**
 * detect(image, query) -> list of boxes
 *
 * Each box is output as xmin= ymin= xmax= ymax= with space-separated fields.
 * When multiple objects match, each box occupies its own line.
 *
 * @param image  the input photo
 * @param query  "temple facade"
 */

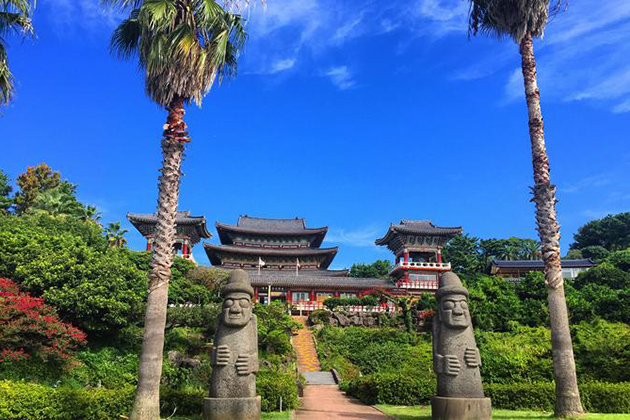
xmin=127 ymin=211 xmax=211 ymax=261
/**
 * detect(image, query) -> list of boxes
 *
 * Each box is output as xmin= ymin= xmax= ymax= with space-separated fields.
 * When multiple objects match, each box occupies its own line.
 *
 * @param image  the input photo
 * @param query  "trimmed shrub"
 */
xmin=257 ymin=369 xmax=299 ymax=412
xmin=485 ymin=381 xmax=630 ymax=413
xmin=346 ymin=373 xmax=435 ymax=405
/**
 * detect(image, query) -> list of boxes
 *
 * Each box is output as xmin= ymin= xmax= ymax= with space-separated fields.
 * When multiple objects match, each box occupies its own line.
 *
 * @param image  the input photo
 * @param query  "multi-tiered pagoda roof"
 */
xmin=375 ymin=220 xmax=462 ymax=257
xmin=204 ymin=216 xmax=341 ymax=271
xmin=127 ymin=211 xmax=212 ymax=244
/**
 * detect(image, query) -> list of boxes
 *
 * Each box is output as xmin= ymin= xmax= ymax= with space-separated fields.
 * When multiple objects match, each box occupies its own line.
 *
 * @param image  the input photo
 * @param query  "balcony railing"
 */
xmin=390 ymin=261 xmax=451 ymax=275
xmin=292 ymin=301 xmax=396 ymax=313
xmin=396 ymin=280 xmax=439 ymax=290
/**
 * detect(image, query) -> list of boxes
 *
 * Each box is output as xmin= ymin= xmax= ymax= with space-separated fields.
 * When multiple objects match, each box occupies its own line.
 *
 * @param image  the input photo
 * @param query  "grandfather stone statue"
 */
xmin=204 ymin=269 xmax=261 ymax=420
xmin=432 ymin=271 xmax=491 ymax=420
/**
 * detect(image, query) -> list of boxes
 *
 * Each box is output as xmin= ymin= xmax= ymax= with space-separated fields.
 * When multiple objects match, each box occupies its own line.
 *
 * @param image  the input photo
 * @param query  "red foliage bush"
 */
xmin=0 ymin=278 xmax=86 ymax=362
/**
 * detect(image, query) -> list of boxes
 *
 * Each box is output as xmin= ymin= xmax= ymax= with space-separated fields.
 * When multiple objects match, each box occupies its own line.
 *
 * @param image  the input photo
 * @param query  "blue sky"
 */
xmin=1 ymin=0 xmax=629 ymax=269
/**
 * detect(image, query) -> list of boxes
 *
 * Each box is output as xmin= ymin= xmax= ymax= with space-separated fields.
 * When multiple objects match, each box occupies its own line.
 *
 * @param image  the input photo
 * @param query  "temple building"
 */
xmin=204 ymin=216 xmax=396 ymax=309
xmin=375 ymin=220 xmax=462 ymax=292
xmin=491 ymin=259 xmax=596 ymax=282
xmin=127 ymin=211 xmax=211 ymax=261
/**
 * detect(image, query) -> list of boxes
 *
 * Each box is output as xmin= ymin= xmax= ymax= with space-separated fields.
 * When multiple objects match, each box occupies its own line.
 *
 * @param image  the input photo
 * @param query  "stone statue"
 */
xmin=431 ymin=271 xmax=491 ymax=420
xmin=204 ymin=269 xmax=261 ymax=420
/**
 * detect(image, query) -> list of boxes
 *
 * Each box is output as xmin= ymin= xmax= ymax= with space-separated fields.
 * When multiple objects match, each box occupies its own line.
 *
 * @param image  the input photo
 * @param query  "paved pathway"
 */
xmin=295 ymin=385 xmax=389 ymax=420
xmin=292 ymin=316 xmax=321 ymax=372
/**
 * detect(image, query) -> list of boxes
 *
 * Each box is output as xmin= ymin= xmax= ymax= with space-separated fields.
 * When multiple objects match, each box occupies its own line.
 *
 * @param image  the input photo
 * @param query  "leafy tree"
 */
xmin=564 ymin=249 xmax=583 ymax=260
xmin=14 ymin=164 xmax=74 ymax=215
xmin=0 ymin=170 xmax=12 ymax=213
xmin=465 ymin=275 xmax=523 ymax=332
xmin=571 ymin=212 xmax=630 ymax=251
xmin=0 ymin=0 xmax=34 ymax=107
xmin=468 ymin=0 xmax=583 ymax=414
xmin=78 ymin=205 xmax=103 ymax=225
xmin=104 ymin=1 xmax=247 ymax=416
xmin=580 ymin=245 xmax=610 ymax=262
xmin=442 ymin=233 xmax=483 ymax=275
xmin=105 ymin=222 xmax=129 ymax=248
xmin=349 ymin=260 xmax=392 ymax=278
xmin=0 ymin=214 xmax=146 ymax=334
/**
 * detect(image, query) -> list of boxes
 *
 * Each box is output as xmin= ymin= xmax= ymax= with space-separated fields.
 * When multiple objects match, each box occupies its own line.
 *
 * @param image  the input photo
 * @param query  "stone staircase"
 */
xmin=292 ymin=316 xmax=337 ymax=385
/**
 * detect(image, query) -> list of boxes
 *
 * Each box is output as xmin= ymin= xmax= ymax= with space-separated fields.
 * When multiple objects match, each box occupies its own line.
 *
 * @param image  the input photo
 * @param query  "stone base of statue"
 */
xmin=431 ymin=396 xmax=491 ymax=420
xmin=203 ymin=396 xmax=261 ymax=420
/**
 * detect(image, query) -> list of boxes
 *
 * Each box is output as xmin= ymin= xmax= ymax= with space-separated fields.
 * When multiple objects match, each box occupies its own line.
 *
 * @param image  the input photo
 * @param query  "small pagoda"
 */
xmin=375 ymin=220 xmax=462 ymax=292
xmin=127 ymin=211 xmax=211 ymax=261
xmin=205 ymin=215 xmax=339 ymax=271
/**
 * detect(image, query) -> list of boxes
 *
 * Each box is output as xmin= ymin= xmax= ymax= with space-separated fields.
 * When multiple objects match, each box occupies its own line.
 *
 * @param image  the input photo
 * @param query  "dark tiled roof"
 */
xmin=492 ymin=259 xmax=596 ymax=269
xmin=375 ymin=220 xmax=462 ymax=245
xmin=204 ymin=244 xmax=338 ymax=256
xmin=243 ymin=271 xmax=395 ymax=289
xmin=127 ymin=211 xmax=212 ymax=242
xmin=238 ymin=215 xmax=306 ymax=230
xmin=215 ymin=216 xmax=328 ymax=247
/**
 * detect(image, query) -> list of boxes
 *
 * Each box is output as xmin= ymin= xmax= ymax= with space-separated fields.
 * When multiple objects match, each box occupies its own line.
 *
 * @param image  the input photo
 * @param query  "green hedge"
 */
xmin=486 ymin=382 xmax=630 ymax=413
xmin=346 ymin=373 xmax=435 ymax=405
xmin=257 ymin=369 xmax=299 ymax=411
xmin=346 ymin=375 xmax=630 ymax=414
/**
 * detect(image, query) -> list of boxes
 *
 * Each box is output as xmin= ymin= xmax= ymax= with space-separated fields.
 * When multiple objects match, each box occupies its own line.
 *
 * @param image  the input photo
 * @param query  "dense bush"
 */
xmin=0 ymin=278 xmax=86 ymax=362
xmin=257 ymin=368 xmax=300 ymax=411
xmin=486 ymin=381 xmax=630 ymax=413
xmin=572 ymin=320 xmax=630 ymax=382
xmin=255 ymin=301 xmax=301 ymax=357
xmin=0 ymin=215 xmax=146 ymax=334
xmin=346 ymin=373 xmax=435 ymax=405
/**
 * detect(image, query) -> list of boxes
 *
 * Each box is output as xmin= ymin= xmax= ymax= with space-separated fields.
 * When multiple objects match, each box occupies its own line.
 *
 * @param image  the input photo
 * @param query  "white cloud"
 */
xmin=324 ymin=226 xmax=381 ymax=247
xmin=44 ymin=0 xmax=122 ymax=33
xmin=269 ymin=58 xmax=296 ymax=73
xmin=613 ymin=99 xmax=630 ymax=114
xmin=324 ymin=66 xmax=356 ymax=90
xmin=561 ymin=174 xmax=613 ymax=194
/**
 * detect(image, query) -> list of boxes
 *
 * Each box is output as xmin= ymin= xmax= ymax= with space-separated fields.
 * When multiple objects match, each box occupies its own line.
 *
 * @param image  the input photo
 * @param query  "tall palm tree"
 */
xmin=79 ymin=204 xmax=103 ymax=225
xmin=467 ymin=1 xmax=583 ymax=417
xmin=104 ymin=1 xmax=246 ymax=418
xmin=105 ymin=221 xmax=128 ymax=248
xmin=1 ymin=0 xmax=34 ymax=107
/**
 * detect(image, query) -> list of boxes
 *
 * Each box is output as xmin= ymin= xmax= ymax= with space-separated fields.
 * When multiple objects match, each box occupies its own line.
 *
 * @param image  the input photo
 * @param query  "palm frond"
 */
xmin=110 ymin=0 xmax=247 ymax=107
xmin=0 ymin=42 xmax=13 ymax=106
xmin=468 ymin=0 xmax=567 ymax=43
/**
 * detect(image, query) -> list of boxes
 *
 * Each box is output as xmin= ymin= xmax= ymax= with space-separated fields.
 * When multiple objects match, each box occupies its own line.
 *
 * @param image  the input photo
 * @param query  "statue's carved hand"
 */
xmin=464 ymin=347 xmax=481 ymax=368
xmin=236 ymin=354 xmax=252 ymax=376
xmin=215 ymin=345 xmax=231 ymax=366
xmin=444 ymin=354 xmax=461 ymax=376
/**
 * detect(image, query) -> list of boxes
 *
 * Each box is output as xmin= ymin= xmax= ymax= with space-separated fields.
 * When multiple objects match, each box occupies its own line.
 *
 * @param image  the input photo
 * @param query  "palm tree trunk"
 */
xmin=130 ymin=97 xmax=188 ymax=420
xmin=519 ymin=34 xmax=584 ymax=418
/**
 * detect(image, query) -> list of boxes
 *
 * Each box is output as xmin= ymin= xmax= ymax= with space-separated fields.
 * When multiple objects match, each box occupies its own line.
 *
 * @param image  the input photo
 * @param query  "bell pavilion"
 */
xmin=127 ymin=211 xmax=211 ymax=262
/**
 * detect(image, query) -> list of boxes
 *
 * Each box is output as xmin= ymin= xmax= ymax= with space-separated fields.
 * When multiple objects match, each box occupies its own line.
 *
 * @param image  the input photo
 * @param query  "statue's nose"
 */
xmin=452 ymin=305 xmax=464 ymax=315
xmin=230 ymin=305 xmax=242 ymax=313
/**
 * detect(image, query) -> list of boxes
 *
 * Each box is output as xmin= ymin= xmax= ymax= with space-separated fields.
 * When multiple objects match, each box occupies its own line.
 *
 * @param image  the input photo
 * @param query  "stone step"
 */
xmin=300 ymin=371 xmax=337 ymax=385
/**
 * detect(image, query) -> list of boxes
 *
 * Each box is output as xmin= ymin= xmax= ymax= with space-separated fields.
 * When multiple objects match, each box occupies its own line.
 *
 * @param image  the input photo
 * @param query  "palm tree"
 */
xmin=30 ymin=188 xmax=83 ymax=217
xmin=104 ymin=1 xmax=246 ymax=418
xmin=1 ymin=0 xmax=34 ymax=107
xmin=467 ymin=1 xmax=583 ymax=417
xmin=105 ymin=222 xmax=128 ymax=248
xmin=79 ymin=205 xmax=103 ymax=225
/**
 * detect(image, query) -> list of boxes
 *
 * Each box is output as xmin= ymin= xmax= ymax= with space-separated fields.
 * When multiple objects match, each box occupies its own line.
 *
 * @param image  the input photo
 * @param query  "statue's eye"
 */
xmin=240 ymin=299 xmax=250 ymax=308
xmin=460 ymin=301 xmax=468 ymax=310
xmin=443 ymin=301 xmax=455 ymax=310
xmin=224 ymin=299 xmax=234 ymax=307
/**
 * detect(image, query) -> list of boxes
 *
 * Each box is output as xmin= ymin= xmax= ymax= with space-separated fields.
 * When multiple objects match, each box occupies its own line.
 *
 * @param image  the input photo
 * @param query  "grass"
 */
xmin=170 ymin=412 xmax=291 ymax=420
xmin=376 ymin=405 xmax=630 ymax=419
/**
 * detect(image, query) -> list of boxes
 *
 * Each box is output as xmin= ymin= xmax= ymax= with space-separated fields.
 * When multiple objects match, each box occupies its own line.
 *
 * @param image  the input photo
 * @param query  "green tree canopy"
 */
xmin=570 ymin=212 xmax=630 ymax=252
xmin=0 ymin=170 xmax=12 ymax=213
xmin=349 ymin=259 xmax=392 ymax=278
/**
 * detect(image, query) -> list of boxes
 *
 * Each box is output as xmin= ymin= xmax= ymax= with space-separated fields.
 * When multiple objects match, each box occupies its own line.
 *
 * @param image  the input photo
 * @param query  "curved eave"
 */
xmin=203 ymin=244 xmax=338 ymax=269
xmin=215 ymin=222 xmax=328 ymax=245
xmin=127 ymin=212 xmax=212 ymax=241
xmin=375 ymin=225 xmax=462 ymax=245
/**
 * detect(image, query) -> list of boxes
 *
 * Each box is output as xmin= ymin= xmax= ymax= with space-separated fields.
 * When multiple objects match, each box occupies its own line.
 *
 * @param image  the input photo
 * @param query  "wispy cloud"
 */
xmin=324 ymin=225 xmax=381 ymax=247
xmin=44 ymin=0 xmax=122 ymax=33
xmin=324 ymin=66 xmax=356 ymax=90
xmin=560 ymin=173 xmax=613 ymax=194
xmin=612 ymin=99 xmax=630 ymax=114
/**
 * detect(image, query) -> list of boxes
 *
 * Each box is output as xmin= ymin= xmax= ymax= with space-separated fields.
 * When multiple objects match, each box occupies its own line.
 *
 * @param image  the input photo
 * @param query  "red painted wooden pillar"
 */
xmin=146 ymin=241 xmax=152 ymax=251
xmin=310 ymin=290 xmax=315 ymax=302
xmin=437 ymin=249 xmax=443 ymax=264
xmin=182 ymin=242 xmax=188 ymax=257
xmin=287 ymin=290 xmax=292 ymax=304
xmin=404 ymin=252 xmax=409 ymax=264
xmin=254 ymin=288 xmax=259 ymax=303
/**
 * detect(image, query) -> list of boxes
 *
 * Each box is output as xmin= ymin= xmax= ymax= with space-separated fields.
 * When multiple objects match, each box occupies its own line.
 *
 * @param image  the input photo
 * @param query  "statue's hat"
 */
xmin=435 ymin=271 xmax=469 ymax=300
xmin=222 ymin=269 xmax=254 ymax=297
